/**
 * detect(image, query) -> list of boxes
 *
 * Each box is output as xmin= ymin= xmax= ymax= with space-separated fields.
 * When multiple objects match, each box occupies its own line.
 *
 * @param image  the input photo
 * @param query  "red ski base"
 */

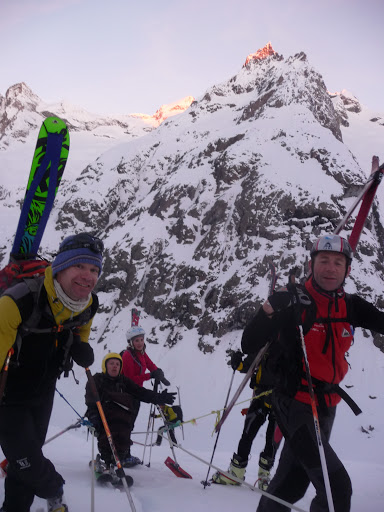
xmin=164 ymin=457 xmax=192 ymax=479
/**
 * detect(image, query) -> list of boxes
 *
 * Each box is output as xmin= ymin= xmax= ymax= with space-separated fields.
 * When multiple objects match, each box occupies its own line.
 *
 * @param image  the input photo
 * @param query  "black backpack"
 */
xmin=1 ymin=262 xmax=98 ymax=377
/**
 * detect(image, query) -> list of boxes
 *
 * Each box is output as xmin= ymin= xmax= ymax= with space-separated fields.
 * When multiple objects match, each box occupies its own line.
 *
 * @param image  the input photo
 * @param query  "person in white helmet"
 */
xmin=121 ymin=326 xmax=170 ymax=388
xmin=121 ymin=326 xmax=171 ymax=458
xmin=242 ymin=234 xmax=384 ymax=512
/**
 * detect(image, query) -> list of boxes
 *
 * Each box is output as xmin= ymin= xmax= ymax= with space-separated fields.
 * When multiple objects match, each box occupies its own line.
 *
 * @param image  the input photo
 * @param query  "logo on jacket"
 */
xmin=16 ymin=457 xmax=31 ymax=470
xmin=341 ymin=328 xmax=350 ymax=337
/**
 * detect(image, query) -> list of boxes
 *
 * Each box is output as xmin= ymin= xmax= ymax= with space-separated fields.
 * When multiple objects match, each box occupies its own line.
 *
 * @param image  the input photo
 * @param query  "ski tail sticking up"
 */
xmin=11 ymin=116 xmax=70 ymax=257
xmin=131 ymin=308 xmax=141 ymax=327
xmin=164 ymin=456 xmax=192 ymax=479
xmin=215 ymin=262 xmax=278 ymax=433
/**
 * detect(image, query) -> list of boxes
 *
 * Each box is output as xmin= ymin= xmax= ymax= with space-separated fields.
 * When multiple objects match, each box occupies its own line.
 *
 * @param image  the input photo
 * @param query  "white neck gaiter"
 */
xmin=54 ymin=279 xmax=90 ymax=313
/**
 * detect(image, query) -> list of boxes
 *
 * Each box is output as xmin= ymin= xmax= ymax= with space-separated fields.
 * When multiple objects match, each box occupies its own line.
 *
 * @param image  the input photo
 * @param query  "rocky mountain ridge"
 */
xmin=1 ymin=44 xmax=383 ymax=354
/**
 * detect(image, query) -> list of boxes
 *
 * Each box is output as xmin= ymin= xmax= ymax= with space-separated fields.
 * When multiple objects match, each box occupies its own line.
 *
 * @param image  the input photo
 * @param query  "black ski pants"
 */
xmin=237 ymin=392 xmax=281 ymax=467
xmin=256 ymin=394 xmax=352 ymax=512
xmin=0 ymin=388 xmax=64 ymax=512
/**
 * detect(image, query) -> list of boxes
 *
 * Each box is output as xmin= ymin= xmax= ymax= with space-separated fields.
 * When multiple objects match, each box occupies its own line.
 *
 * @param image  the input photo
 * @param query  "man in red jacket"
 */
xmin=242 ymin=234 xmax=384 ymax=512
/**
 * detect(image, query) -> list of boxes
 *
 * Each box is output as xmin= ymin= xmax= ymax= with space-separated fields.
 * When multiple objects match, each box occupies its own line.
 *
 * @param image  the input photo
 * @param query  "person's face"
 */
xmin=132 ymin=335 xmax=145 ymax=351
xmin=310 ymin=252 xmax=350 ymax=291
xmin=106 ymin=358 xmax=121 ymax=377
xmin=56 ymin=263 xmax=99 ymax=301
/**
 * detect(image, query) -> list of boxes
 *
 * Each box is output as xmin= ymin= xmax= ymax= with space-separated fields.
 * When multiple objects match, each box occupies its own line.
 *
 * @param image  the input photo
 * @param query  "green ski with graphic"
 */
xmin=11 ymin=116 xmax=70 ymax=256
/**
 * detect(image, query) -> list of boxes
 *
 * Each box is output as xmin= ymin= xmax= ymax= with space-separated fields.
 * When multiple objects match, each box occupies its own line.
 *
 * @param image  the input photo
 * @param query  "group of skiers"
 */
xmin=0 ymin=230 xmax=384 ymax=512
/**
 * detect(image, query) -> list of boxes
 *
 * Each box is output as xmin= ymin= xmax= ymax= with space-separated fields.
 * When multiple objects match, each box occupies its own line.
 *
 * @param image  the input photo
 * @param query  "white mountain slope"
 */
xmin=0 ymin=44 xmax=383 ymax=511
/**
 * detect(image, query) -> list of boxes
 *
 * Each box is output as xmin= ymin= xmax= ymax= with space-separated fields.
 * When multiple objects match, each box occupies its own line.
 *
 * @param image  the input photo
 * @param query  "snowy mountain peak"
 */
xmin=132 ymin=96 xmax=195 ymax=126
xmin=244 ymin=42 xmax=277 ymax=67
xmin=152 ymin=96 xmax=195 ymax=124
xmin=198 ymin=45 xmax=341 ymax=142
xmin=5 ymin=82 xmax=41 ymax=111
xmin=332 ymin=89 xmax=362 ymax=113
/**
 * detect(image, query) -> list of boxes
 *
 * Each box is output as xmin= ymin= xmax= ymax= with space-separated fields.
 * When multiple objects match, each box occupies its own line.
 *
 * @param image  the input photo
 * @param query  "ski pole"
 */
xmin=143 ymin=403 xmax=156 ymax=467
xmin=90 ymin=427 xmax=95 ymax=512
xmin=176 ymin=386 xmax=185 ymax=441
xmin=201 ymin=368 xmax=236 ymax=488
xmin=55 ymin=387 xmax=84 ymax=419
xmin=287 ymin=279 xmax=335 ymax=512
xmin=142 ymin=380 xmax=158 ymax=466
xmin=85 ymin=368 xmax=136 ymax=512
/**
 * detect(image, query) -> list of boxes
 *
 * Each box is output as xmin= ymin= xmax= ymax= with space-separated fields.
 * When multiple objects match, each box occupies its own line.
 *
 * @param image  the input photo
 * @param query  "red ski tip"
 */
xmin=164 ymin=456 xmax=192 ymax=479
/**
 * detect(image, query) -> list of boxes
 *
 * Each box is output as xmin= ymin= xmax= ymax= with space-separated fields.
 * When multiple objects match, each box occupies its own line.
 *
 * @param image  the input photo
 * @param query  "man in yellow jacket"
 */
xmin=0 ymin=233 xmax=103 ymax=512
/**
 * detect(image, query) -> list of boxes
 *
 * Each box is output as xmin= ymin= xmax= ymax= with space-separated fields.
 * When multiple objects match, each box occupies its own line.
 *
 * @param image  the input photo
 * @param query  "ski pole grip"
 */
xmin=85 ymin=368 xmax=101 ymax=402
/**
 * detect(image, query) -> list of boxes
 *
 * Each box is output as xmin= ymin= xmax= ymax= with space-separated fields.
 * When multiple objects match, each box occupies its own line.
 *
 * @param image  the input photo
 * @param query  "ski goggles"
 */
xmin=58 ymin=233 xmax=104 ymax=255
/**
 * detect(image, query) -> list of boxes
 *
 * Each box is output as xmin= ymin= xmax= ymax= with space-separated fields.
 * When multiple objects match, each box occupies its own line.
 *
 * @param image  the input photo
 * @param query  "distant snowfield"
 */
xmin=1 ymin=327 xmax=382 ymax=512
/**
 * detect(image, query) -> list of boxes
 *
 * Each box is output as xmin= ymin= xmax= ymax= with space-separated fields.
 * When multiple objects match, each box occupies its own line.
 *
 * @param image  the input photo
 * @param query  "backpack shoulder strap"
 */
xmin=2 ymin=277 xmax=46 ymax=358
xmin=296 ymin=284 xmax=317 ymax=335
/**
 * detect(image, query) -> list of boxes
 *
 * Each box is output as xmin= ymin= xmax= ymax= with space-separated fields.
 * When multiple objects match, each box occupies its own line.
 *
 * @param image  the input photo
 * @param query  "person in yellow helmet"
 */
xmin=85 ymin=353 xmax=176 ymax=469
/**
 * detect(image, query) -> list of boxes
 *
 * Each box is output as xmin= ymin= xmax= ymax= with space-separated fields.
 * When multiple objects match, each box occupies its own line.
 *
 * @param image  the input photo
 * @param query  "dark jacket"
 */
xmin=242 ymin=276 xmax=384 ymax=407
xmin=85 ymin=372 xmax=166 ymax=430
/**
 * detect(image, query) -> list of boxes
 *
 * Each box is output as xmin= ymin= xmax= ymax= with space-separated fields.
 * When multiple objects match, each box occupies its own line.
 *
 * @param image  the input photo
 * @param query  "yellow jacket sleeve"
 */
xmin=164 ymin=405 xmax=178 ymax=422
xmin=0 ymin=296 xmax=22 ymax=370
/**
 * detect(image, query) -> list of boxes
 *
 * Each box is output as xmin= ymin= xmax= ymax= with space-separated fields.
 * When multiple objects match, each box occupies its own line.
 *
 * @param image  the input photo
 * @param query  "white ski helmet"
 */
xmin=126 ymin=326 xmax=145 ymax=344
xmin=310 ymin=234 xmax=353 ymax=263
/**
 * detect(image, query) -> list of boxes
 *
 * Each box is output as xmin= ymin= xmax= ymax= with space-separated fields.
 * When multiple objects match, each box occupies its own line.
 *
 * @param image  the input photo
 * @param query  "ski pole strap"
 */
xmin=299 ymin=377 xmax=362 ymax=416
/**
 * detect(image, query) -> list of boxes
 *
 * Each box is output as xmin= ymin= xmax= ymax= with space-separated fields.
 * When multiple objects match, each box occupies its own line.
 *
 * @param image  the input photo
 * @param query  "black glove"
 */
xmin=70 ymin=339 xmax=94 ymax=368
xmin=151 ymin=368 xmax=164 ymax=380
xmin=151 ymin=368 xmax=171 ymax=386
xmin=231 ymin=351 xmax=243 ymax=371
xmin=155 ymin=390 xmax=177 ymax=405
xmin=267 ymin=291 xmax=292 ymax=313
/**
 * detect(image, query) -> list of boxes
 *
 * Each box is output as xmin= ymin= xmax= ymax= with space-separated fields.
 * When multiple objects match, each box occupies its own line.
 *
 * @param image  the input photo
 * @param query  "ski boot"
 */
xmin=121 ymin=454 xmax=142 ymax=468
xmin=109 ymin=465 xmax=134 ymax=489
xmin=47 ymin=489 xmax=68 ymax=512
xmin=212 ymin=453 xmax=247 ymax=485
xmin=92 ymin=454 xmax=115 ymax=486
xmin=257 ymin=454 xmax=273 ymax=491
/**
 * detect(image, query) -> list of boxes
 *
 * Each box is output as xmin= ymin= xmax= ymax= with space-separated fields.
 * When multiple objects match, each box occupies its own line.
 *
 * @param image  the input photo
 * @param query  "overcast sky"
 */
xmin=1 ymin=0 xmax=383 ymax=116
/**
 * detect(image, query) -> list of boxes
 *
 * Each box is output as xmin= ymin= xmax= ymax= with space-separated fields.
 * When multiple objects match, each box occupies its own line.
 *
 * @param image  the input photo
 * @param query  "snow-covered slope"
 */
xmin=0 ymin=326 xmax=381 ymax=512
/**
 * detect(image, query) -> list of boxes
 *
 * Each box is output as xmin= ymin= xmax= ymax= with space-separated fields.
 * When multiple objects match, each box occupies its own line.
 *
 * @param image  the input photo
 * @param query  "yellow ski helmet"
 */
xmin=102 ymin=352 xmax=123 ymax=374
